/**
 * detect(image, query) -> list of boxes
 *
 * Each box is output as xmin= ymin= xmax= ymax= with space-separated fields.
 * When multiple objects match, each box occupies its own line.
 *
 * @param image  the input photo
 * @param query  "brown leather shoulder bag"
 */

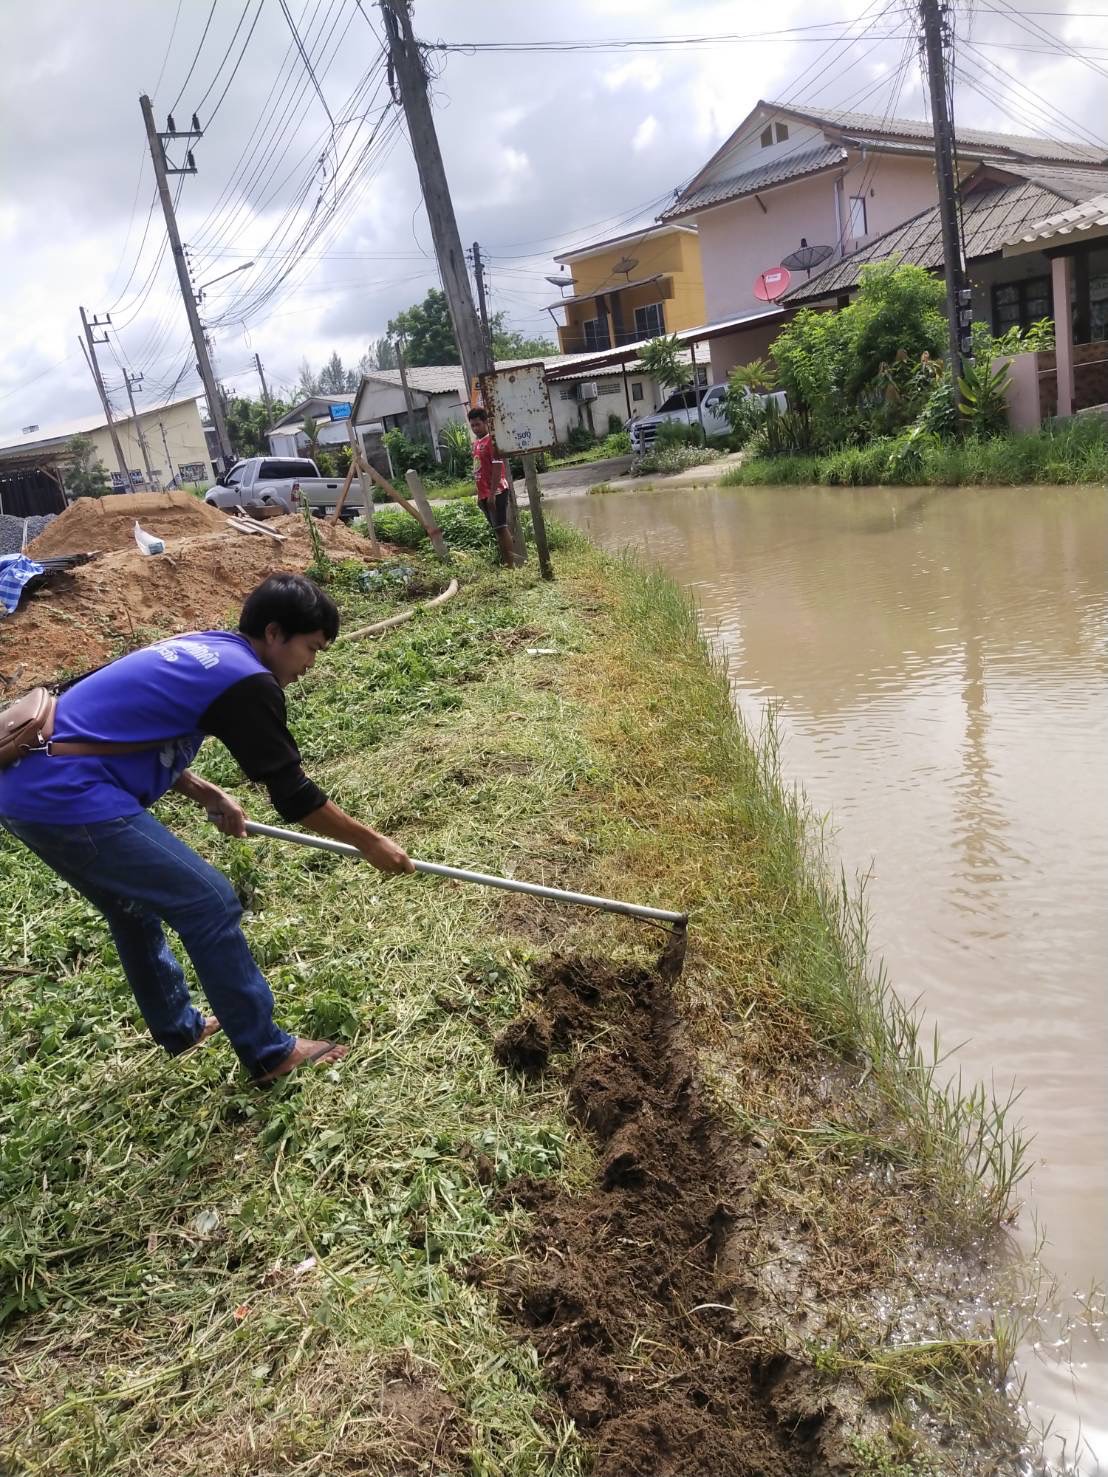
xmin=0 ymin=687 xmax=169 ymax=771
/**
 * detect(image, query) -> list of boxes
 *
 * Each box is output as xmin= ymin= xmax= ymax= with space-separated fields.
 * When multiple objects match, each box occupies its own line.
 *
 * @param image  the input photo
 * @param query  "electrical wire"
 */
xmin=277 ymin=0 xmax=336 ymax=127
xmin=152 ymin=0 xmax=186 ymax=97
xmin=197 ymin=0 xmax=268 ymax=127
xmin=168 ymin=0 xmax=221 ymax=114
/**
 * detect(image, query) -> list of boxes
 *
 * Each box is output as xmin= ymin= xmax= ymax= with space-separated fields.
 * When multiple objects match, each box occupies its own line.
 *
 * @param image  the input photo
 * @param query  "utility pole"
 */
xmin=254 ymin=352 xmax=274 ymax=426
xmin=157 ymin=420 xmax=176 ymax=487
xmin=471 ymin=241 xmax=491 ymax=350
xmin=121 ymin=369 xmax=158 ymax=489
xmin=78 ymin=308 xmax=131 ymax=490
xmin=139 ymin=94 xmax=233 ymax=469
xmin=378 ymin=3 xmax=492 ymax=390
xmin=394 ymin=333 xmax=418 ymax=437
xmin=380 ymin=0 xmax=526 ymax=562
xmin=918 ymin=0 xmax=971 ymax=387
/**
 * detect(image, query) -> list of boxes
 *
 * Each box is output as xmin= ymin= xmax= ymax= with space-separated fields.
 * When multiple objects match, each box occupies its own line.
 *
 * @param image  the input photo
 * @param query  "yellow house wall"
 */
xmin=87 ymin=398 xmax=211 ymax=489
xmin=558 ymin=229 xmax=705 ymax=351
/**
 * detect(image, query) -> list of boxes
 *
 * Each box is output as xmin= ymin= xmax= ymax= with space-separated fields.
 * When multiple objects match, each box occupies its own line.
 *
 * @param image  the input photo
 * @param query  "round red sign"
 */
xmin=753 ymin=266 xmax=792 ymax=302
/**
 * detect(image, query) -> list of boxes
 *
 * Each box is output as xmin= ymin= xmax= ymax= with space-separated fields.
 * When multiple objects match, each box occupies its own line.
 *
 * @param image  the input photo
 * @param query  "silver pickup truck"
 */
xmin=204 ymin=456 xmax=366 ymax=518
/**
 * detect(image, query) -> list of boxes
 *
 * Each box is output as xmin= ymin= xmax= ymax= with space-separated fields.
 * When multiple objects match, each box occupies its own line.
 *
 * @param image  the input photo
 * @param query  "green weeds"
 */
xmin=724 ymin=414 xmax=1108 ymax=487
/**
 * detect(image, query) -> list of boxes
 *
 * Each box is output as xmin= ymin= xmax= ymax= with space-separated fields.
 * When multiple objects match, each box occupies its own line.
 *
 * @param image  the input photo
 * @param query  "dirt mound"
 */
xmin=1 ymin=516 xmax=395 ymax=691
xmin=27 ymin=492 xmax=228 ymax=558
xmin=487 ymin=954 xmax=840 ymax=1475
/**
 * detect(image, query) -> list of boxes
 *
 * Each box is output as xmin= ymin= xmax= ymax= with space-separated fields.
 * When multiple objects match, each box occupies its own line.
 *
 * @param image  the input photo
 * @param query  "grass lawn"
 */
xmin=1 ymin=529 xmax=1031 ymax=1474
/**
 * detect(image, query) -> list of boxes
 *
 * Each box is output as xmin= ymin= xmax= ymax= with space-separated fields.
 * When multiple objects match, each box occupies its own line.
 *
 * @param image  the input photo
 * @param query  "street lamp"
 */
xmin=194 ymin=261 xmax=255 ymax=303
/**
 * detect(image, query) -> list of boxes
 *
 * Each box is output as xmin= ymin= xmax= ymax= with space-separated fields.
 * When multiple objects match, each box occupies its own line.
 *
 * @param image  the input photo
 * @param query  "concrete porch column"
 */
xmin=1051 ymin=254 xmax=1075 ymax=417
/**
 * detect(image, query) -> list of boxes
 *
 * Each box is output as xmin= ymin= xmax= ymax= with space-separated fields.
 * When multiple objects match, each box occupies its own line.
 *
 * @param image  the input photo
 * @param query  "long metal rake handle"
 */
xmin=241 ymin=819 xmax=687 ymax=927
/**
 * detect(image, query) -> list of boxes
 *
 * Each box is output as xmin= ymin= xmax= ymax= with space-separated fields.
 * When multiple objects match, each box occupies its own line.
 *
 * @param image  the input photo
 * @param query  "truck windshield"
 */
xmin=656 ymin=390 xmax=697 ymax=412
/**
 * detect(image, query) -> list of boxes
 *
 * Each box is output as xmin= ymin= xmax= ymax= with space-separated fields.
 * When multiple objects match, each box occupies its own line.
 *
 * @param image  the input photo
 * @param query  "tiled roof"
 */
xmin=782 ymin=174 xmax=1107 ymax=305
xmin=785 ymin=103 xmax=1106 ymax=164
xmin=1007 ymin=191 xmax=1108 ymax=246
xmin=663 ymin=143 xmax=846 ymax=220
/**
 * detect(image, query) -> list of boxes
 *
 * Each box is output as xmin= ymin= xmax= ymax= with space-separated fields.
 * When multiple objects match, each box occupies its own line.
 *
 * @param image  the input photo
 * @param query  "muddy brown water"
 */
xmin=556 ymin=483 xmax=1107 ymax=1471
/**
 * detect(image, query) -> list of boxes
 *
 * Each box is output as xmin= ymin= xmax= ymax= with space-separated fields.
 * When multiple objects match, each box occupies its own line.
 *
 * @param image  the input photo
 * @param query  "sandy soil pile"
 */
xmin=2 ymin=510 xmax=390 ymax=690
xmin=27 ymin=492 xmax=228 ymax=558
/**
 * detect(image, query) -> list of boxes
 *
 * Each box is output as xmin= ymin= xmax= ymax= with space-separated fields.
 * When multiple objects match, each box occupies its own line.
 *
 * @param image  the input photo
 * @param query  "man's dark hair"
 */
xmin=467 ymin=406 xmax=488 ymax=423
xmin=239 ymin=574 xmax=340 ymax=642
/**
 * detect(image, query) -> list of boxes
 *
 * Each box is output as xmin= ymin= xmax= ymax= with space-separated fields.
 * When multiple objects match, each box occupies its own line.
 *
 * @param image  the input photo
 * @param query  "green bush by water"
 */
xmin=724 ymin=416 xmax=1108 ymax=488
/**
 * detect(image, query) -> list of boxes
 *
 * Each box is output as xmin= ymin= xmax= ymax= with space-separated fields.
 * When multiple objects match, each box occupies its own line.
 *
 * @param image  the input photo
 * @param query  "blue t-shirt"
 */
xmin=0 ymin=631 xmax=321 ymax=825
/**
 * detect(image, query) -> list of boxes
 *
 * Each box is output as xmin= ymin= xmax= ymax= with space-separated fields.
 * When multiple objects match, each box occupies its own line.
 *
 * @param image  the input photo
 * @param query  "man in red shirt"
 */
xmin=468 ymin=405 xmax=516 ymax=566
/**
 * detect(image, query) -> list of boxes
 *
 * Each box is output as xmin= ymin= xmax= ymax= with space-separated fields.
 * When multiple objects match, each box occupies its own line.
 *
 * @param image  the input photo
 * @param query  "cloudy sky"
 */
xmin=1 ymin=0 xmax=1104 ymax=441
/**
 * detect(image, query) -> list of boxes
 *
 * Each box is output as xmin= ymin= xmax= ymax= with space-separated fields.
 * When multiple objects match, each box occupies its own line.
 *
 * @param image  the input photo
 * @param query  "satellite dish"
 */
xmin=613 ymin=255 xmax=639 ymax=279
xmin=781 ymin=238 xmax=834 ymax=277
xmin=545 ymin=273 xmax=577 ymax=292
xmin=753 ymin=266 xmax=792 ymax=302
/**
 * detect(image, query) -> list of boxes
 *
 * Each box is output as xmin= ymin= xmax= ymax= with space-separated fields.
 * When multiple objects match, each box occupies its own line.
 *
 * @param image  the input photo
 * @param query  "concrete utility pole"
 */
xmin=471 ymin=241 xmax=491 ymax=349
xmin=157 ymin=420 xmax=176 ymax=486
xmin=78 ymin=308 xmax=131 ymax=489
xmin=254 ymin=352 xmax=274 ymax=426
xmin=394 ymin=333 xmax=418 ymax=437
xmin=918 ymin=0 xmax=971 ymax=386
xmin=122 ymin=369 xmax=158 ymax=489
xmin=380 ymin=0 xmax=526 ymax=562
xmin=378 ymin=3 xmax=492 ymax=390
xmin=140 ymin=94 xmax=233 ymax=469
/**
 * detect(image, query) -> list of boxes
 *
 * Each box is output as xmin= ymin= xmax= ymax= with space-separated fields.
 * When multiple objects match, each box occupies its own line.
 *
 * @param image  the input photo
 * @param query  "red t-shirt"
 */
xmin=472 ymin=433 xmax=508 ymax=501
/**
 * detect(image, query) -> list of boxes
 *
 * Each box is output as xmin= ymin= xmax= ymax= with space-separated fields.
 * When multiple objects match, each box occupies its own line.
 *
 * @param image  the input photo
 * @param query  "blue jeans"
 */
xmin=1 ymin=812 xmax=294 ymax=1079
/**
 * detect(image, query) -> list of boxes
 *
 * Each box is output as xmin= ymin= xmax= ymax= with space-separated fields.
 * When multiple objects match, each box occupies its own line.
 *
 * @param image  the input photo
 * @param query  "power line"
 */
xmin=168 ymin=0 xmax=221 ymax=114
xmin=203 ymin=0 xmax=268 ymax=127
xmin=194 ymin=0 xmax=256 ymax=114
xmin=277 ymin=0 xmax=336 ymax=127
xmin=152 ymin=0 xmax=186 ymax=97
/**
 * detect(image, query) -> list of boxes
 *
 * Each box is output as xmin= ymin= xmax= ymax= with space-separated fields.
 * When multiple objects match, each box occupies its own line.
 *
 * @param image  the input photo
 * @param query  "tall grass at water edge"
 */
xmin=616 ymin=567 xmax=1030 ymax=1230
xmin=724 ymin=417 xmax=1108 ymax=487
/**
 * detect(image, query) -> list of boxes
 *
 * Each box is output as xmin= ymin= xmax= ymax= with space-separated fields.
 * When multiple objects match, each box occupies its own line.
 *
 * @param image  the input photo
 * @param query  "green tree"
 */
xmin=318 ymin=350 xmax=359 ymax=394
xmin=364 ymin=336 xmax=397 ymax=370
xmin=389 ymin=288 xmax=459 ymax=366
xmin=841 ymin=261 xmax=946 ymax=400
xmin=301 ymin=416 xmax=321 ymax=459
xmin=294 ymin=357 xmax=323 ymax=399
xmin=489 ymin=315 xmax=556 ymax=360
xmin=638 ymin=335 xmax=692 ymax=394
xmin=63 ymin=434 xmax=109 ymax=498
xmin=225 ymin=396 xmax=288 ymax=458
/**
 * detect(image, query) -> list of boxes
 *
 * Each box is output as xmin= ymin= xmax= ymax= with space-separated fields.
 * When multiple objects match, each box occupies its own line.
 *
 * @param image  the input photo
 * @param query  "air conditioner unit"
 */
xmin=578 ymin=382 xmax=599 ymax=401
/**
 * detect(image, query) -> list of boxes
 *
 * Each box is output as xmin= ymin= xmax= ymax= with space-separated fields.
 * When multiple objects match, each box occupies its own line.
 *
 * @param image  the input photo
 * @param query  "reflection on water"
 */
xmin=558 ymin=484 xmax=1108 ymax=1469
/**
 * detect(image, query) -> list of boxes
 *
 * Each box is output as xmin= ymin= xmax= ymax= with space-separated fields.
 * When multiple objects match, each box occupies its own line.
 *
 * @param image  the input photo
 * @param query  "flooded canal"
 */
xmin=556 ymin=482 xmax=1107 ymax=1470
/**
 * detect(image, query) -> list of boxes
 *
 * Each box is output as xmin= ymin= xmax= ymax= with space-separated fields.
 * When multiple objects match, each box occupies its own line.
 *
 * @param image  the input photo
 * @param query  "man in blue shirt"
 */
xmin=0 ymin=573 xmax=411 ymax=1085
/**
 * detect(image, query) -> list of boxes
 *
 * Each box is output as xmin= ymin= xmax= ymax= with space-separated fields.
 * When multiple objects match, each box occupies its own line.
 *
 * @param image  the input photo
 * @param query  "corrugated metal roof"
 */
xmin=545 ymin=272 xmax=667 ymax=310
xmin=1006 ymin=190 xmax=1108 ymax=245
xmin=664 ymin=143 xmax=846 ymax=220
xmin=0 ymin=395 xmax=202 ymax=461
xmin=782 ymin=173 xmax=1108 ymax=305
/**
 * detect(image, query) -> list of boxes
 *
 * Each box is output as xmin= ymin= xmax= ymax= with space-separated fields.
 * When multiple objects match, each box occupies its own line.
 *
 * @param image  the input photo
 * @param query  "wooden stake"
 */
xmin=346 ymin=421 xmax=380 ymax=555
xmin=329 ymin=459 xmax=357 ymax=524
xmin=522 ymin=451 xmax=554 ymax=581
xmin=404 ymin=469 xmax=451 ymax=562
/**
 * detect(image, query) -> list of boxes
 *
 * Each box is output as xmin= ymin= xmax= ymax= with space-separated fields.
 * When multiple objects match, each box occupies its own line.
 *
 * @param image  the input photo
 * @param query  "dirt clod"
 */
xmin=492 ymin=1012 xmax=552 ymax=1074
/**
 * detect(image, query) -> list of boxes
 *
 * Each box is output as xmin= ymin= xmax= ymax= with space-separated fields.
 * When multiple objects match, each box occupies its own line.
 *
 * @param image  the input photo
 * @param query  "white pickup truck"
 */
xmin=629 ymin=382 xmax=787 ymax=454
xmin=204 ymin=457 xmax=366 ymax=518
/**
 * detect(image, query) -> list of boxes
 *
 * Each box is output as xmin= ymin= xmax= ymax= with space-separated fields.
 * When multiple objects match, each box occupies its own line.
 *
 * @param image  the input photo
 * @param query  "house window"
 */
xmin=599 ymin=382 xmax=621 ymax=396
xmin=775 ymin=122 xmax=789 ymax=142
xmin=760 ymin=125 xmax=773 ymax=148
xmin=1090 ymin=272 xmax=1108 ymax=341
xmin=992 ymin=276 xmax=1051 ymax=335
xmin=583 ymin=317 xmax=610 ymax=351
xmin=631 ymin=382 xmax=644 ymax=401
xmin=848 ymin=195 xmax=868 ymax=239
xmin=634 ymin=302 xmax=665 ymax=338
xmin=695 ymin=365 xmax=709 ymax=388
xmin=559 ymin=386 xmax=577 ymax=401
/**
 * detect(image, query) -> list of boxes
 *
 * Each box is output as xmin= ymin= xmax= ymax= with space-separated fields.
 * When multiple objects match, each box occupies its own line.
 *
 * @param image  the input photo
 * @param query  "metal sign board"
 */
xmin=477 ymin=362 xmax=557 ymax=454
xmin=328 ymin=402 xmax=353 ymax=421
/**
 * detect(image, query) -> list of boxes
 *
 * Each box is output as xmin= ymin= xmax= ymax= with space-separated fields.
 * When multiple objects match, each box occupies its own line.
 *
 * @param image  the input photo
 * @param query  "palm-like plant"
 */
xmin=957 ymin=358 xmax=1011 ymax=436
xmin=301 ymin=415 xmax=321 ymax=458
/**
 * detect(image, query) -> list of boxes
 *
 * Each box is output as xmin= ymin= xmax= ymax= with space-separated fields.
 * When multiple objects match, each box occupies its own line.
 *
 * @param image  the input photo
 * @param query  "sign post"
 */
xmin=477 ymin=363 xmax=558 ymax=580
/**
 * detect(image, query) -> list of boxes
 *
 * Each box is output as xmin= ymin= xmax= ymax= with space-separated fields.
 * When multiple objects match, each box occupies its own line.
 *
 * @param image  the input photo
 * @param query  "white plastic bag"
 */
xmin=133 ymin=521 xmax=165 ymax=556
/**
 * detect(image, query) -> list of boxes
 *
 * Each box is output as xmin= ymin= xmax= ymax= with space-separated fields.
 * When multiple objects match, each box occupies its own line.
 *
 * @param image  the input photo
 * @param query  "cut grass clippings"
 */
xmin=1 ymin=533 xmax=1031 ymax=1474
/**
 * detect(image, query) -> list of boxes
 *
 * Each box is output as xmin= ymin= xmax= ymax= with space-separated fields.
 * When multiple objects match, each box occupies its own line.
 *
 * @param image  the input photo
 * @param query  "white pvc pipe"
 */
xmin=242 ymin=819 xmax=687 ymax=926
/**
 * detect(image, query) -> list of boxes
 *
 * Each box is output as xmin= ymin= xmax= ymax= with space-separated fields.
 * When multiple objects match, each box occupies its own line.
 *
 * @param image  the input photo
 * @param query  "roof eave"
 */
xmin=663 ymin=155 xmax=846 ymax=222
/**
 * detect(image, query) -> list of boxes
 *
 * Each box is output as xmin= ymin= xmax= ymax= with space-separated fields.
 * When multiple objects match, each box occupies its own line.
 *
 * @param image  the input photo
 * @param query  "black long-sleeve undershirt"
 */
xmin=199 ymin=674 xmax=326 ymax=823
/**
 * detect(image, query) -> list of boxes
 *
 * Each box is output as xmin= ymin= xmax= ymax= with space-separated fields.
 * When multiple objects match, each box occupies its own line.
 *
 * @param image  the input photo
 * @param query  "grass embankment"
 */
xmin=725 ymin=415 xmax=1108 ymax=487
xmin=1 ymin=526 xmax=1029 ymax=1473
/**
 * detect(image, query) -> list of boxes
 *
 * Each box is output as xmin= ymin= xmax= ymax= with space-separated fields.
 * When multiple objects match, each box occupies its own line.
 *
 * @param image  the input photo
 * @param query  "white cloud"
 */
xmin=632 ymin=115 xmax=659 ymax=152
xmin=604 ymin=57 xmax=662 ymax=92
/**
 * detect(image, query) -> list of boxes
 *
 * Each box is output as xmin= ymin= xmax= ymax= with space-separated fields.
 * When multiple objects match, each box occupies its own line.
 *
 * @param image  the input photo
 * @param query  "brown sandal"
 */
xmin=252 ymin=1040 xmax=345 ymax=1087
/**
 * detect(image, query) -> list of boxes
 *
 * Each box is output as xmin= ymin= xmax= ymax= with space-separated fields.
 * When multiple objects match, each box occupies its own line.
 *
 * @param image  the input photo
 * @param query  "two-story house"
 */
xmin=550 ymin=224 xmax=705 ymax=355
xmin=660 ymin=99 xmax=1107 ymax=380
